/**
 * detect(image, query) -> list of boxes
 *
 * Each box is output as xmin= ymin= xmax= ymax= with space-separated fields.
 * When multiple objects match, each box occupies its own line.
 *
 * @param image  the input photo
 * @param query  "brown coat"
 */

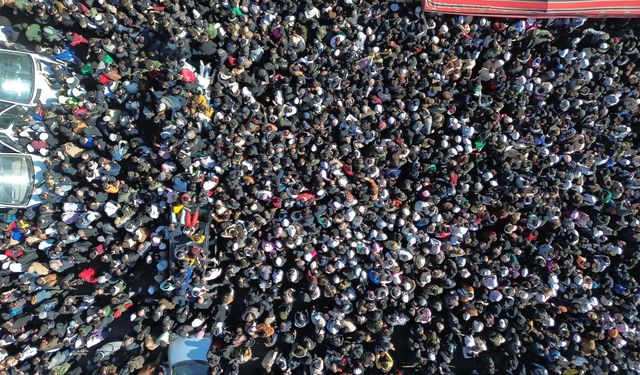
xmin=38 ymin=273 xmax=58 ymax=287
xmin=62 ymin=142 xmax=83 ymax=158
xmin=137 ymin=364 xmax=157 ymax=375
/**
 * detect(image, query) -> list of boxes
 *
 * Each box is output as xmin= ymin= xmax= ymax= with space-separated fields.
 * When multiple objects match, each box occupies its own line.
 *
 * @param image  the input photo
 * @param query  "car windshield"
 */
xmin=0 ymin=154 xmax=33 ymax=205
xmin=0 ymin=51 xmax=34 ymax=104
xmin=171 ymin=360 xmax=209 ymax=375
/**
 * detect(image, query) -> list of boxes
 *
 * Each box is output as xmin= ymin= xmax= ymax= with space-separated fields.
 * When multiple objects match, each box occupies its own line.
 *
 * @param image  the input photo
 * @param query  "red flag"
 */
xmin=296 ymin=192 xmax=316 ymax=204
xmin=450 ymin=172 xmax=459 ymax=185
xmin=98 ymin=74 xmax=112 ymax=84
xmin=79 ymin=268 xmax=98 ymax=283
xmin=180 ymin=68 xmax=197 ymax=83
xmin=70 ymin=33 xmax=88 ymax=46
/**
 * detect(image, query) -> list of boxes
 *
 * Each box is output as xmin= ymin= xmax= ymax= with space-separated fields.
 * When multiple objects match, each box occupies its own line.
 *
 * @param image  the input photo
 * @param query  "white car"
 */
xmin=0 ymin=48 xmax=57 ymax=208
xmin=0 ymin=47 xmax=59 ymax=116
xmin=0 ymin=130 xmax=46 ymax=208
xmin=166 ymin=337 xmax=212 ymax=375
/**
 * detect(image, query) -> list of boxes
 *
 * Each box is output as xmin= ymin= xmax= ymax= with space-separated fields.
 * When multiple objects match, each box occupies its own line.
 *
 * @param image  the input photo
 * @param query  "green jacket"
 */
xmin=204 ymin=24 xmax=218 ymax=40
xmin=25 ymin=24 xmax=42 ymax=43
xmin=43 ymin=26 xmax=64 ymax=43
xmin=53 ymin=363 xmax=71 ymax=375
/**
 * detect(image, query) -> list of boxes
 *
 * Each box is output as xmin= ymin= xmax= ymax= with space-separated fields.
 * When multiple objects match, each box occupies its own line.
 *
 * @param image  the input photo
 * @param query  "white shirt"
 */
xmin=20 ymin=346 xmax=37 ymax=361
xmin=104 ymin=201 xmax=120 ymax=217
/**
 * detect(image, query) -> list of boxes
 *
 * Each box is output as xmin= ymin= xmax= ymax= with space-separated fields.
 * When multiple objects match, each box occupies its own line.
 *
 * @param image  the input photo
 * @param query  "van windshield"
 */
xmin=0 ymin=51 xmax=35 ymax=104
xmin=0 ymin=154 xmax=34 ymax=205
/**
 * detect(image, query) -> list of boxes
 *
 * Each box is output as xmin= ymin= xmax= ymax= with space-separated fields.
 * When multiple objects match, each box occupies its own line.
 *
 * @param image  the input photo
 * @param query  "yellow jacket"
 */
xmin=375 ymin=352 xmax=393 ymax=373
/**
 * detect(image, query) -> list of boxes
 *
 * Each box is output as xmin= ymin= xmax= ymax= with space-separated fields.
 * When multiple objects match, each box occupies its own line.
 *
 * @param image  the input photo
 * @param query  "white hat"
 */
xmin=72 ymin=87 xmax=84 ymax=97
xmin=229 ymin=82 xmax=239 ymax=95
xmin=398 ymin=249 xmax=413 ymax=262
xmin=338 ymin=176 xmax=348 ymax=187
xmin=345 ymin=209 xmax=356 ymax=222
xmin=583 ymin=194 xmax=596 ymax=205
xmin=9 ymin=262 xmax=22 ymax=272
xmin=464 ymin=335 xmax=475 ymax=347
xmin=272 ymin=269 xmax=283 ymax=283
xmin=573 ymin=333 xmax=581 ymax=343
xmin=192 ymin=318 xmax=204 ymax=328
xmin=288 ymin=268 xmax=300 ymax=282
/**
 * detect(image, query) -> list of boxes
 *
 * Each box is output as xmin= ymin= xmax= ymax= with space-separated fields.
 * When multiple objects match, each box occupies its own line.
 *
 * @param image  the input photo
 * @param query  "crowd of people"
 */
xmin=1 ymin=0 xmax=640 ymax=374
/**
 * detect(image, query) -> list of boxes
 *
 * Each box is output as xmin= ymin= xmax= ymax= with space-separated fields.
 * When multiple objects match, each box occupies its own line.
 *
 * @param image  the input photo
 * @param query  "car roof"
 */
xmin=168 ymin=337 xmax=213 ymax=366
